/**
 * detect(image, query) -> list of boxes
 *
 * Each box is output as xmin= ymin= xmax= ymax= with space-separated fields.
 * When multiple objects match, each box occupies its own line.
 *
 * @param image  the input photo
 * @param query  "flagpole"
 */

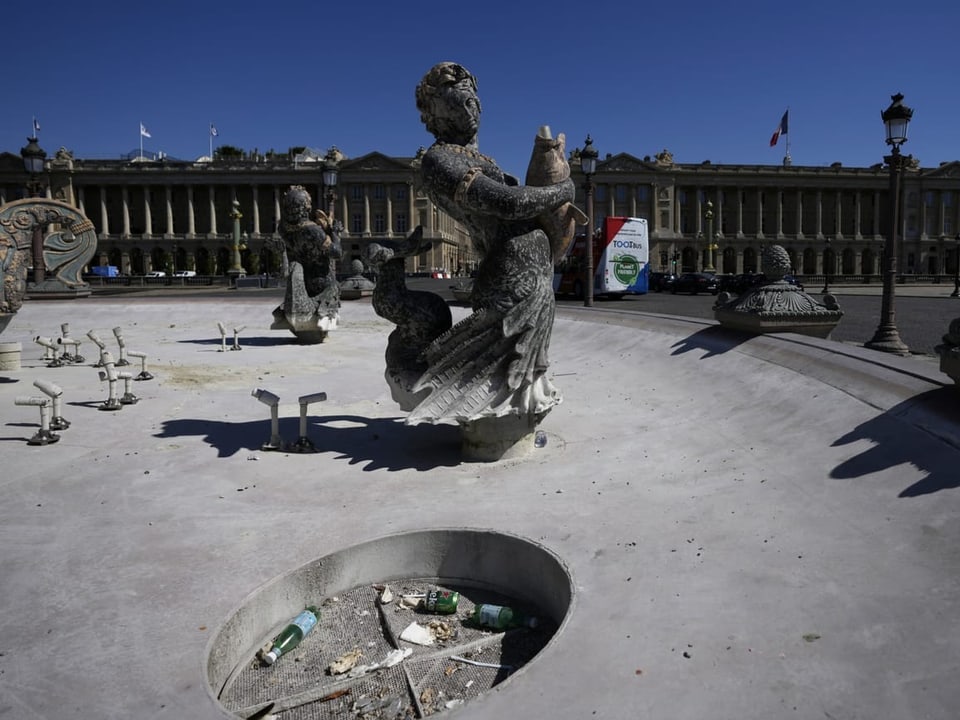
xmin=140 ymin=124 xmax=143 ymax=160
xmin=785 ymin=106 xmax=791 ymax=162
xmin=209 ymin=124 xmax=213 ymax=160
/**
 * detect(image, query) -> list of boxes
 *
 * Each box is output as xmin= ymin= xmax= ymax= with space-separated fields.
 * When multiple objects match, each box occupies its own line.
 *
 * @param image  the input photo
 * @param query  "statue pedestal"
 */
xmin=26 ymin=280 xmax=91 ymax=300
xmin=460 ymin=414 xmax=539 ymax=462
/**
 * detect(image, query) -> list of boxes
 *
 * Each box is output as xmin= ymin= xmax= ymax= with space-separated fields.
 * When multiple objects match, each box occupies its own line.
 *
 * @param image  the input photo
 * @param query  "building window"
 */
xmin=677 ymin=190 xmax=687 ymax=205
xmin=374 ymin=184 xmax=385 ymax=200
xmin=615 ymin=185 xmax=627 ymax=202
xmin=906 ymin=191 xmax=918 ymax=207
xmin=636 ymin=186 xmax=649 ymax=202
xmin=595 ymin=185 xmax=607 ymax=202
xmin=352 ymin=213 xmax=363 ymax=233
xmin=351 ymin=185 xmax=363 ymax=201
xmin=396 ymin=186 xmax=406 ymax=200
xmin=925 ymin=191 xmax=935 ymax=207
xmin=374 ymin=213 xmax=385 ymax=232
xmin=396 ymin=213 xmax=408 ymax=233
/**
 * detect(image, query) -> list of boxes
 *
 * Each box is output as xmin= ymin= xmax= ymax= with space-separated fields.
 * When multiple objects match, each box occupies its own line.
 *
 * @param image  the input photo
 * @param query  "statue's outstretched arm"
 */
xmin=462 ymin=174 xmax=575 ymax=221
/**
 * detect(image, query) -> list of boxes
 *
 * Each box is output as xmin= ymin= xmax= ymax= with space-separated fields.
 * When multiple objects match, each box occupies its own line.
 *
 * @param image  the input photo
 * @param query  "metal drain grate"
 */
xmin=218 ymin=579 xmax=554 ymax=718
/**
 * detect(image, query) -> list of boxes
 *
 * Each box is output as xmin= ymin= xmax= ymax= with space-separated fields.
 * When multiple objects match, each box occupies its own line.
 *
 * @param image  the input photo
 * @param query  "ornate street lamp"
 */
xmin=821 ymin=238 xmax=832 ymax=294
xmin=21 ymin=136 xmax=47 ymax=286
xmin=704 ymin=200 xmax=716 ymax=273
xmin=866 ymin=93 xmax=912 ymax=355
xmin=580 ymin=134 xmax=598 ymax=307
xmin=952 ymin=233 xmax=960 ymax=298
xmin=322 ymin=153 xmax=339 ymax=221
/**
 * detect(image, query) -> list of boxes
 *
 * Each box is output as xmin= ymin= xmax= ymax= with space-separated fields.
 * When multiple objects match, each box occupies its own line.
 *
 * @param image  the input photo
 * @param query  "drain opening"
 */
xmin=218 ymin=579 xmax=555 ymax=718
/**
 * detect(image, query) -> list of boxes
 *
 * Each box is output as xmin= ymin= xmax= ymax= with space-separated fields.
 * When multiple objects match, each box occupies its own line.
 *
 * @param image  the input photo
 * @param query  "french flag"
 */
xmin=770 ymin=110 xmax=788 ymax=147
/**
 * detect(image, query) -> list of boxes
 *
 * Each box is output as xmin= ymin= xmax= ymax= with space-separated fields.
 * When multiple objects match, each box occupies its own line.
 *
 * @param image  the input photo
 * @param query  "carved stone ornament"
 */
xmin=655 ymin=149 xmax=674 ymax=167
xmin=714 ymin=244 xmax=843 ymax=338
xmin=367 ymin=62 xmax=579 ymax=459
xmin=0 ymin=198 xmax=98 ymax=334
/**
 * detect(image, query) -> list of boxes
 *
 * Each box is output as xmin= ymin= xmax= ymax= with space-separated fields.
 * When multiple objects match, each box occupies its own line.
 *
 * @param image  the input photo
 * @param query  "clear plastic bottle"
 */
xmin=469 ymin=603 xmax=538 ymax=630
xmin=261 ymin=606 xmax=320 ymax=665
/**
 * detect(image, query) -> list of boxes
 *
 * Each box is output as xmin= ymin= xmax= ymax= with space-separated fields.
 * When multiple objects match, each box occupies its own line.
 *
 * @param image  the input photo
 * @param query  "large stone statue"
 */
xmin=367 ymin=62 xmax=577 ymax=459
xmin=0 ymin=198 xmax=97 ymax=335
xmin=271 ymin=186 xmax=342 ymax=344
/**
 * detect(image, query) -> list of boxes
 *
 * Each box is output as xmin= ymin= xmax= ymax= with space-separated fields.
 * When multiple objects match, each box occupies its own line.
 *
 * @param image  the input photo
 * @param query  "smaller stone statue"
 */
xmin=271 ymin=185 xmax=342 ymax=344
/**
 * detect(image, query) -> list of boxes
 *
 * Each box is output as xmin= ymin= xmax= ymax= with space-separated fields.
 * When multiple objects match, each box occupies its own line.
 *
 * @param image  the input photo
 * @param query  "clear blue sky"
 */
xmin=6 ymin=0 xmax=960 ymax=179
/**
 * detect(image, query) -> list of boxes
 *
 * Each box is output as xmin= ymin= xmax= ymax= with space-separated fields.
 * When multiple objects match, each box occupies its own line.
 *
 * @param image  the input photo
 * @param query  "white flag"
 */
xmin=33 ymin=117 xmax=40 ymax=135
xmin=140 ymin=122 xmax=151 ymax=138
xmin=210 ymin=124 xmax=218 ymax=137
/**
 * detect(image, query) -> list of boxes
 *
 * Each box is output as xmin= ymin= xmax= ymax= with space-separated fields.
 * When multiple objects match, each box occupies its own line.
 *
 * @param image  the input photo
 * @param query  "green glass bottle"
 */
xmin=423 ymin=589 xmax=460 ymax=614
xmin=469 ymin=603 xmax=538 ymax=630
xmin=261 ymin=605 xmax=320 ymax=665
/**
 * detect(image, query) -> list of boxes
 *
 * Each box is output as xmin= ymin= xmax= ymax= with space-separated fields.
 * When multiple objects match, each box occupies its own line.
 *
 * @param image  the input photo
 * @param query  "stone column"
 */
xmin=209 ymin=187 xmax=217 ymax=235
xmin=386 ymin=190 xmax=394 ymax=234
xmin=363 ymin=185 xmax=371 ymax=234
xmin=122 ymin=186 xmax=131 ymax=237
xmin=756 ymin=189 xmax=764 ymax=238
xmin=736 ymin=187 xmax=744 ymax=238
xmin=834 ymin=190 xmax=843 ymax=240
xmin=187 ymin=186 xmax=196 ymax=237
xmin=873 ymin=190 xmax=882 ymax=238
xmin=695 ymin=189 xmax=703 ymax=235
xmin=815 ymin=190 xmax=823 ymax=239
xmin=776 ymin=189 xmax=784 ymax=238
xmin=252 ymin=186 xmax=261 ymax=235
xmin=100 ymin=188 xmax=110 ymax=236
xmin=854 ymin=191 xmax=863 ymax=240
xmin=796 ymin=189 xmax=804 ymax=237
xmin=77 ymin=187 xmax=86 ymax=216
xmin=143 ymin=187 xmax=152 ymax=237
xmin=273 ymin=187 xmax=282 ymax=234
xmin=716 ymin=189 xmax=724 ymax=238
xmin=629 ymin=185 xmax=638 ymax=217
xmin=920 ymin=193 xmax=928 ymax=239
xmin=165 ymin=185 xmax=174 ymax=235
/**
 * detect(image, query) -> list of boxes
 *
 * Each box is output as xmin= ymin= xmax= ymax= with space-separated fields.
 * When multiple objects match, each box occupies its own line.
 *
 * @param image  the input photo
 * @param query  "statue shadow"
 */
xmin=155 ymin=414 xmax=463 ymax=470
xmin=670 ymin=325 xmax=751 ymax=358
xmin=830 ymin=387 xmax=960 ymax=497
xmin=178 ymin=336 xmax=299 ymax=348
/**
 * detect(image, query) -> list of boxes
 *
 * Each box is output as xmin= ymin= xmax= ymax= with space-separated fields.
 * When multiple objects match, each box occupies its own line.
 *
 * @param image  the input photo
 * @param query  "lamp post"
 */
xmin=580 ymin=135 xmax=598 ymax=307
xmin=704 ymin=200 xmax=716 ymax=273
xmin=866 ymin=93 xmax=912 ymax=355
xmin=20 ymin=136 xmax=47 ymax=286
xmin=952 ymin=233 xmax=960 ymax=298
xmin=821 ymin=238 xmax=831 ymax=294
xmin=322 ymin=152 xmax=340 ymax=277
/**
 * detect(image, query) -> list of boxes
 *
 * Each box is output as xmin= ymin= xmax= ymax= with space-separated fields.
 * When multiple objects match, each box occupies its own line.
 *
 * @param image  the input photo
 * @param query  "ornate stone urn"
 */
xmin=714 ymin=244 xmax=843 ymax=338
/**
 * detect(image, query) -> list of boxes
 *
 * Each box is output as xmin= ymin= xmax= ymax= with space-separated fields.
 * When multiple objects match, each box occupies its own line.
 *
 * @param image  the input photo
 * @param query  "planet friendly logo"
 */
xmin=613 ymin=254 xmax=640 ymax=284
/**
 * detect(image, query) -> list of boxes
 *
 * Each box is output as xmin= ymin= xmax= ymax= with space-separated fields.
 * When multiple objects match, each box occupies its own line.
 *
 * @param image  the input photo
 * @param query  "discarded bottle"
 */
xmin=469 ymin=604 xmax=538 ymax=630
xmin=261 ymin=606 xmax=320 ymax=665
xmin=534 ymin=431 xmax=547 ymax=448
xmin=423 ymin=588 xmax=460 ymax=614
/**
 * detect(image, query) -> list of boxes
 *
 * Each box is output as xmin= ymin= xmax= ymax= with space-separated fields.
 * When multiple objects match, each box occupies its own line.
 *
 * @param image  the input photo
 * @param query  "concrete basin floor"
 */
xmin=0 ymin=296 xmax=958 ymax=720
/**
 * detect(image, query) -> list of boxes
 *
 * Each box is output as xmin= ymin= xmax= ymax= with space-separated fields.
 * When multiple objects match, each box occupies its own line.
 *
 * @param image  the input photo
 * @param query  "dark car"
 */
xmin=649 ymin=272 xmax=677 ymax=292
xmin=731 ymin=272 xmax=804 ymax=293
xmin=671 ymin=272 xmax=719 ymax=295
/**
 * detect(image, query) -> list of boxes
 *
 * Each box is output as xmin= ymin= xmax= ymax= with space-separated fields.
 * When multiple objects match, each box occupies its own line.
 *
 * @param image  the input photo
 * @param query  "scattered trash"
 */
xmin=802 ymin=633 xmax=821 ymax=643
xmin=469 ymin=604 xmax=538 ymax=630
xmin=327 ymin=648 xmax=363 ymax=675
xmin=445 ymin=699 xmax=464 ymax=709
xmin=399 ymin=621 xmax=434 ymax=646
xmin=381 ymin=647 xmax=412 ymax=668
xmin=398 ymin=593 xmax=425 ymax=610
xmin=419 ymin=687 xmax=436 ymax=705
xmin=464 ymin=679 xmax=474 ymax=689
xmin=534 ymin=430 xmax=547 ymax=448
xmin=451 ymin=655 xmax=513 ymax=671
xmin=428 ymin=620 xmax=454 ymax=642
xmin=247 ymin=455 xmax=260 ymax=461
xmin=378 ymin=585 xmax=394 ymax=604
xmin=423 ymin=588 xmax=459 ymax=614
xmin=318 ymin=688 xmax=351 ymax=703
xmin=259 ymin=606 xmax=320 ymax=665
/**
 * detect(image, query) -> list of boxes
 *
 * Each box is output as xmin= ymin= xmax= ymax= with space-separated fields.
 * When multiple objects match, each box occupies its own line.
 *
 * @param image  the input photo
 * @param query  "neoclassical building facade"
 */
xmin=567 ymin=149 xmax=960 ymax=279
xmin=3 ymin=143 xmax=960 ymax=281
xmin=0 ymin=146 xmax=474 ymax=277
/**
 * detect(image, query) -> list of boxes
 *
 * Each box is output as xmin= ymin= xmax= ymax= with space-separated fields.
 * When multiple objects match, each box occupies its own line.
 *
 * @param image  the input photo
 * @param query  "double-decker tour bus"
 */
xmin=553 ymin=216 xmax=649 ymax=298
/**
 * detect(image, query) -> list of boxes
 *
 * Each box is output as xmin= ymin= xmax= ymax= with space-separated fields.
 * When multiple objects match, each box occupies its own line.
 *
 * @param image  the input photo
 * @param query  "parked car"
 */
xmin=145 ymin=271 xmax=166 ymax=277
xmin=730 ymin=272 xmax=804 ymax=293
xmin=671 ymin=272 xmax=719 ymax=295
xmin=172 ymin=270 xmax=197 ymax=277
xmin=649 ymin=272 xmax=677 ymax=292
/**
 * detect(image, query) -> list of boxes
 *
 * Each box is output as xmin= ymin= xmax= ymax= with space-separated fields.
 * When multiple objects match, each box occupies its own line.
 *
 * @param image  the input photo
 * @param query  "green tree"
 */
xmin=214 ymin=145 xmax=244 ymax=160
